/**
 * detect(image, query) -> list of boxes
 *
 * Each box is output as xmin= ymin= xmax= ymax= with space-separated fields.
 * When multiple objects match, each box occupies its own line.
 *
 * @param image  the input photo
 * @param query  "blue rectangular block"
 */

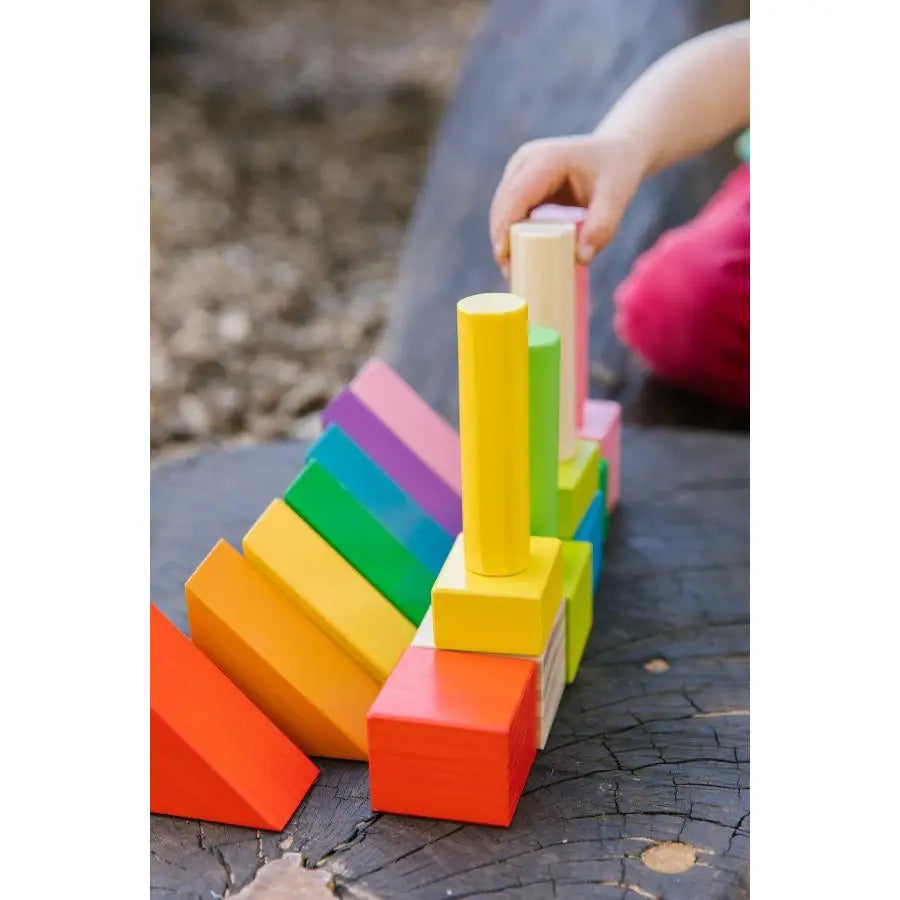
xmin=574 ymin=490 xmax=604 ymax=590
xmin=306 ymin=424 xmax=455 ymax=576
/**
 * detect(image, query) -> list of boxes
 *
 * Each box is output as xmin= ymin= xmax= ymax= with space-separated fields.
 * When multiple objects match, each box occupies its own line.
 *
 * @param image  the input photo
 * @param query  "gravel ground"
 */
xmin=151 ymin=0 xmax=485 ymax=459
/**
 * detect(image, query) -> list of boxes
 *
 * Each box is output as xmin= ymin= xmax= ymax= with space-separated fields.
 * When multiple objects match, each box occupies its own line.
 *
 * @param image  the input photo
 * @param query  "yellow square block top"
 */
xmin=431 ymin=534 xmax=562 ymax=656
xmin=243 ymin=498 xmax=415 ymax=683
xmin=557 ymin=439 xmax=600 ymax=539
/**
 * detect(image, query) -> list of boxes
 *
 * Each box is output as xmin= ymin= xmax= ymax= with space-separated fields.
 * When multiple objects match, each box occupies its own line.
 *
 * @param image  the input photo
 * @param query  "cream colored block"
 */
xmin=510 ymin=221 xmax=577 ymax=461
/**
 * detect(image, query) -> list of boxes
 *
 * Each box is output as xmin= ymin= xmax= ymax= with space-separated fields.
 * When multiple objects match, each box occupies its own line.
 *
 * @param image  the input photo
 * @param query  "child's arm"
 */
xmin=489 ymin=20 xmax=750 ymax=268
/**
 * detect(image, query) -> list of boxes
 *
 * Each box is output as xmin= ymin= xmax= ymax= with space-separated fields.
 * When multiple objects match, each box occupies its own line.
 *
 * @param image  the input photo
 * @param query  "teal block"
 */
xmin=574 ymin=490 xmax=604 ymax=590
xmin=306 ymin=424 xmax=455 ymax=576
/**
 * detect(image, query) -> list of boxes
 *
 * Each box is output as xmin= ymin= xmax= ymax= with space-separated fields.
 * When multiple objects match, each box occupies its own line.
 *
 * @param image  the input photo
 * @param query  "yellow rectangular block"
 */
xmin=561 ymin=540 xmax=593 ymax=683
xmin=558 ymin=439 xmax=600 ymax=539
xmin=243 ymin=499 xmax=415 ymax=683
xmin=431 ymin=534 xmax=562 ymax=656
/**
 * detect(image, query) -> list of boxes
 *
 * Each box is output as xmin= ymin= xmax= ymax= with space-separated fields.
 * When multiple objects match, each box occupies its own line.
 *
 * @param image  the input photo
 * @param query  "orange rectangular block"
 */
xmin=186 ymin=540 xmax=381 ymax=761
xmin=243 ymin=499 xmax=415 ymax=683
xmin=150 ymin=605 xmax=318 ymax=830
xmin=367 ymin=647 xmax=537 ymax=827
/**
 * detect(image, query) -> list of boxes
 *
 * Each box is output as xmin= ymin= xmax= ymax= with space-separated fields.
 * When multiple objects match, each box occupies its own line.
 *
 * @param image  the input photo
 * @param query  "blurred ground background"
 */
xmin=151 ymin=0 xmax=485 ymax=459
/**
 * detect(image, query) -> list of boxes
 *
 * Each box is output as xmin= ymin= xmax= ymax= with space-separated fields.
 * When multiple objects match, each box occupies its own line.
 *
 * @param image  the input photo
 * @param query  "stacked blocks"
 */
xmin=510 ymin=222 xmax=600 ymax=546
xmin=412 ymin=603 xmax=565 ymax=750
xmin=368 ymin=648 xmax=537 ymax=827
xmin=151 ymin=604 xmax=319 ymax=829
xmin=529 ymin=204 xmax=622 ymax=519
xmin=155 ymin=210 xmax=626 ymax=830
xmin=509 ymin=222 xmax=599 ymax=688
xmin=432 ymin=534 xmax=562 ymax=656
xmin=369 ymin=293 xmax=565 ymax=826
xmin=175 ymin=358 xmax=462 ymax=798
xmin=511 ymin=221 xmax=578 ymax=459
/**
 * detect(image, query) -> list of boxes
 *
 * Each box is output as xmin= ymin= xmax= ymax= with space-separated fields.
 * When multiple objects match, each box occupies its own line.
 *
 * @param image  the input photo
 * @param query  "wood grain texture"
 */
xmin=377 ymin=0 xmax=750 ymax=430
xmin=150 ymin=427 xmax=748 ymax=898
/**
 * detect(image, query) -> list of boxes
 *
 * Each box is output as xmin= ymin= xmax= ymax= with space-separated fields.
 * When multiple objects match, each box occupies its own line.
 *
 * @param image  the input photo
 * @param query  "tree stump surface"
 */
xmin=378 ymin=0 xmax=749 ymax=433
xmin=150 ymin=427 xmax=749 ymax=899
xmin=151 ymin=2 xmax=750 ymax=894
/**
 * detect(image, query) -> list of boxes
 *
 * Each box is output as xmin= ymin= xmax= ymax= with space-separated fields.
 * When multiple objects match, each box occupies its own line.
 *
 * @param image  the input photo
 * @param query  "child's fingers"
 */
xmin=577 ymin=167 xmax=640 ymax=263
xmin=489 ymin=161 xmax=565 ymax=266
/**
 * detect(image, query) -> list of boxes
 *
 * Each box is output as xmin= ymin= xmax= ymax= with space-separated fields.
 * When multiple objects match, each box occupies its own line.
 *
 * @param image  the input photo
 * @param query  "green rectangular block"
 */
xmin=557 ymin=439 xmax=600 ymax=539
xmin=599 ymin=457 xmax=610 ymax=540
xmin=284 ymin=460 xmax=434 ymax=626
xmin=561 ymin=540 xmax=592 ymax=683
xmin=529 ymin=326 xmax=560 ymax=537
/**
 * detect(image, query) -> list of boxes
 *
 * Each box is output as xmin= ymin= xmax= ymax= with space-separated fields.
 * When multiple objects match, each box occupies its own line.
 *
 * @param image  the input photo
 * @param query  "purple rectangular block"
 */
xmin=322 ymin=389 xmax=463 ymax=535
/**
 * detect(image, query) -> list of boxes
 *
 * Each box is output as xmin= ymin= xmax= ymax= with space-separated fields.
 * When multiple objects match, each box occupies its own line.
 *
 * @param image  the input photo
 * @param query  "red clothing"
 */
xmin=613 ymin=164 xmax=750 ymax=408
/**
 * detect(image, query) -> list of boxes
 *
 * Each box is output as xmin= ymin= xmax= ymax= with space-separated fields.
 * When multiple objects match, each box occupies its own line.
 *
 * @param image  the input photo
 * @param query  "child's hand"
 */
xmin=489 ymin=133 xmax=647 ymax=272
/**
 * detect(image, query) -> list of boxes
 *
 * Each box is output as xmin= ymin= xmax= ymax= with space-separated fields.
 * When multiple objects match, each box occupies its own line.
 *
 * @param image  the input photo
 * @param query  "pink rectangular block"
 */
xmin=579 ymin=398 xmax=622 ymax=511
xmin=531 ymin=205 xmax=589 ymax=428
xmin=350 ymin=358 xmax=462 ymax=495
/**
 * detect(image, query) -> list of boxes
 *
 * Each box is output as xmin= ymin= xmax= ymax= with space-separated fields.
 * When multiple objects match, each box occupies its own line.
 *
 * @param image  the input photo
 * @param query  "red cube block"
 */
xmin=367 ymin=647 xmax=537 ymax=827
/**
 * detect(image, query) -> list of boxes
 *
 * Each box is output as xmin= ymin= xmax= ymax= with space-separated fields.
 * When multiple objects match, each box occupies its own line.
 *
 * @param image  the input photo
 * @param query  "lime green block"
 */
xmin=558 ymin=439 xmax=600 ymax=539
xmin=561 ymin=540 xmax=592 ymax=683
xmin=284 ymin=460 xmax=433 ymax=625
xmin=599 ymin=457 xmax=610 ymax=540
xmin=529 ymin=326 xmax=560 ymax=537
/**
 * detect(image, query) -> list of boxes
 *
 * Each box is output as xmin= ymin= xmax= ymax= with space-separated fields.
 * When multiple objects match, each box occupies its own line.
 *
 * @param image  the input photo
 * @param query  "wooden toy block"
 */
xmin=528 ymin=326 xmax=560 ymax=537
xmin=599 ymin=457 xmax=610 ymax=539
xmin=457 ymin=293 xmax=530 ymax=576
xmin=574 ymin=490 xmax=605 ymax=590
xmin=306 ymin=424 xmax=454 ymax=576
xmin=413 ymin=600 xmax=566 ymax=750
xmin=431 ymin=533 xmax=562 ymax=656
xmin=558 ymin=438 xmax=600 ymax=539
xmin=185 ymin=540 xmax=380 ymax=761
xmin=512 ymin=601 xmax=566 ymax=749
xmin=367 ymin=646 xmax=537 ymax=827
xmin=561 ymin=540 xmax=593 ymax=683
xmin=321 ymin=387 xmax=462 ymax=536
xmin=243 ymin=499 xmax=415 ymax=683
xmin=530 ymin=204 xmax=590 ymax=428
xmin=580 ymin=398 xmax=622 ymax=511
xmin=284 ymin=460 xmax=434 ymax=626
xmin=510 ymin=221 xmax=577 ymax=460
xmin=150 ymin=605 xmax=319 ymax=830
xmin=349 ymin=357 xmax=462 ymax=493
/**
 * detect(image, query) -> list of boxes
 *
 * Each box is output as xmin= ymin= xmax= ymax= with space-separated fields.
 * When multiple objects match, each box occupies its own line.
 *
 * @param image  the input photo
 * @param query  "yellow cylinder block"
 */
xmin=509 ymin=221 xmax=577 ymax=461
xmin=457 ymin=293 xmax=530 ymax=576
